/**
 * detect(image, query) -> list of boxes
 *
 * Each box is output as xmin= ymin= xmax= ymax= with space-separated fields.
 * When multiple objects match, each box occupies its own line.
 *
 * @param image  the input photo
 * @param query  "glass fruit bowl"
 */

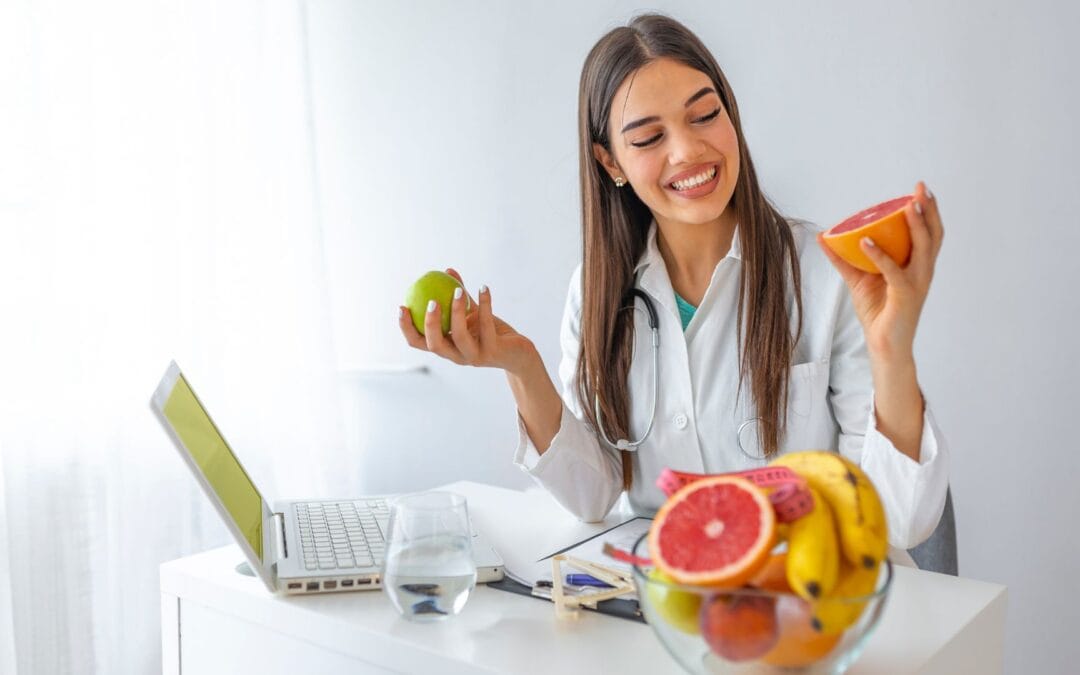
xmin=630 ymin=533 xmax=893 ymax=674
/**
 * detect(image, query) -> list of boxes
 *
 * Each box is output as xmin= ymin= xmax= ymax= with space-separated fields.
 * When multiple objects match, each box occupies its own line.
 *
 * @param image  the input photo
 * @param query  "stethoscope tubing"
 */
xmin=594 ymin=287 xmax=765 ymax=460
xmin=595 ymin=289 xmax=659 ymax=451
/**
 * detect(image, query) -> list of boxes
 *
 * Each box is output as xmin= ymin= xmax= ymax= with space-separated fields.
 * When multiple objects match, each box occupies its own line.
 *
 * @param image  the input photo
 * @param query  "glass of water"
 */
xmin=382 ymin=491 xmax=477 ymax=621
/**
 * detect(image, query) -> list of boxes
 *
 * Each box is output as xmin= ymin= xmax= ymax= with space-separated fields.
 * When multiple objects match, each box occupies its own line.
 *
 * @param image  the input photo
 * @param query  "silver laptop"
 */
xmin=150 ymin=361 xmax=505 ymax=594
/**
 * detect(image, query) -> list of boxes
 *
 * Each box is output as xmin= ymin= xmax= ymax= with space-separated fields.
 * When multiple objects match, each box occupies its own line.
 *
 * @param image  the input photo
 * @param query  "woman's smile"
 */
xmin=665 ymin=162 xmax=721 ymax=199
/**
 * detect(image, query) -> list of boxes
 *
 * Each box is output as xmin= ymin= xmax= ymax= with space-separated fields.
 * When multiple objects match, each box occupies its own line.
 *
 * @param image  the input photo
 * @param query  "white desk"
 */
xmin=160 ymin=481 xmax=1006 ymax=674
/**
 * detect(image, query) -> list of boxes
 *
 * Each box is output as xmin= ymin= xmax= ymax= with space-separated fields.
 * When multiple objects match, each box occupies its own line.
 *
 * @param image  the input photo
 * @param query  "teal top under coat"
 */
xmin=673 ymin=292 xmax=697 ymax=331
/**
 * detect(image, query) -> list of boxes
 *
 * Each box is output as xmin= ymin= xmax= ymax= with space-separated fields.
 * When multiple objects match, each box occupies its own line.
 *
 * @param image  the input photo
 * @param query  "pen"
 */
xmin=565 ymin=574 xmax=614 ymax=588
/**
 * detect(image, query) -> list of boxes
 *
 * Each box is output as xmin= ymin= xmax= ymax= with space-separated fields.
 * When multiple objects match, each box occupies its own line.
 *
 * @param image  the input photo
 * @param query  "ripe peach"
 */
xmin=700 ymin=595 xmax=779 ymax=662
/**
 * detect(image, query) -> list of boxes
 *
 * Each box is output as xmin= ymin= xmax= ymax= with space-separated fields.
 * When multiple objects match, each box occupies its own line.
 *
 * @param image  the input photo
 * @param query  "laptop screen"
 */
xmin=160 ymin=373 xmax=265 ymax=559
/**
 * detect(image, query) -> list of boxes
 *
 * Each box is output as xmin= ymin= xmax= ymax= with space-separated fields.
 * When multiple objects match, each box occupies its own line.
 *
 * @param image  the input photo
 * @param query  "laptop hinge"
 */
xmin=272 ymin=512 xmax=287 ymax=562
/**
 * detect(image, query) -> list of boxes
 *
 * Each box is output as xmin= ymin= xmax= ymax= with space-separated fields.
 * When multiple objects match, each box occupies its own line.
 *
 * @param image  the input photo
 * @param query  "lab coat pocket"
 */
xmin=736 ymin=359 xmax=831 ymax=458
xmin=784 ymin=359 xmax=831 ymax=449
xmin=788 ymin=359 xmax=829 ymax=418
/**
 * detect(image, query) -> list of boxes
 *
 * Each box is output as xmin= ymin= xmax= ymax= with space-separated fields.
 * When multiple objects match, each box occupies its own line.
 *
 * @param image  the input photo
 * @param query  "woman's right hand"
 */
xmin=398 ymin=268 xmax=538 ymax=375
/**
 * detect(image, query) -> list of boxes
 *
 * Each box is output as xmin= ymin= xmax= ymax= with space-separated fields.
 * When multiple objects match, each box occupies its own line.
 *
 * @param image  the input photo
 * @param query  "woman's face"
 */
xmin=597 ymin=57 xmax=740 ymax=232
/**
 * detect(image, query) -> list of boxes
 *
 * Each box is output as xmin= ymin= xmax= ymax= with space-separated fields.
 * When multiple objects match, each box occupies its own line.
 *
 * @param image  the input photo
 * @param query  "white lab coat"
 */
xmin=514 ymin=221 xmax=949 ymax=550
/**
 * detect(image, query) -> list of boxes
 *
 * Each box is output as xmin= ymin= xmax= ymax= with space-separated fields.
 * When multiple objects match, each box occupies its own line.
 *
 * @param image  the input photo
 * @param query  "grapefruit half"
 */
xmin=648 ymin=476 xmax=776 ymax=587
xmin=822 ymin=195 xmax=913 ymax=274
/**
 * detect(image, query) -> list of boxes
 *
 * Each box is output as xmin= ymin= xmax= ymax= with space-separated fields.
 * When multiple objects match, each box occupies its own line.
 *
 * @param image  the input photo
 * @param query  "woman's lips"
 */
xmin=666 ymin=163 xmax=721 ymax=199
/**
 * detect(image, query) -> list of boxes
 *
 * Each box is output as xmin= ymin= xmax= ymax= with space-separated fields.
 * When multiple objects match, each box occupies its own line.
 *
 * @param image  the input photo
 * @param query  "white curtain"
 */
xmin=0 ymin=1 xmax=349 ymax=672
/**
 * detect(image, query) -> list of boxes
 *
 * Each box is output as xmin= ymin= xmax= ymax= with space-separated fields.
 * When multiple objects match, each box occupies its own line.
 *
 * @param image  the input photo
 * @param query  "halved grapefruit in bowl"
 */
xmin=822 ymin=195 xmax=913 ymax=274
xmin=648 ymin=475 xmax=776 ymax=588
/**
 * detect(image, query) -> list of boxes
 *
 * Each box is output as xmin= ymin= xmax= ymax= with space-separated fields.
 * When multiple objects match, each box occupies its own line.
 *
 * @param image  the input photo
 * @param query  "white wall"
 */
xmin=304 ymin=1 xmax=1080 ymax=672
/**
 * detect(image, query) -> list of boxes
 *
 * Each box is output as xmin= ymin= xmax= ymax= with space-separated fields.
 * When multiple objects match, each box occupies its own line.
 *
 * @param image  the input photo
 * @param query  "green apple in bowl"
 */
xmin=405 ymin=271 xmax=470 ymax=335
xmin=646 ymin=568 xmax=702 ymax=635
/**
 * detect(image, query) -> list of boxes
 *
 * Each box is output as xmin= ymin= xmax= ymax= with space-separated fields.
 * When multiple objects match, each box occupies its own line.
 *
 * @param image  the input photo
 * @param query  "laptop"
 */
xmin=150 ymin=361 xmax=505 ymax=594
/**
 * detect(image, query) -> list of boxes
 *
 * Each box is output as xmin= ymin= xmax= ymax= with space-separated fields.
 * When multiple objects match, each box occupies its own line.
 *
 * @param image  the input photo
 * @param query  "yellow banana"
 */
xmin=770 ymin=451 xmax=888 ymax=570
xmin=809 ymin=560 xmax=881 ymax=635
xmin=784 ymin=487 xmax=840 ymax=601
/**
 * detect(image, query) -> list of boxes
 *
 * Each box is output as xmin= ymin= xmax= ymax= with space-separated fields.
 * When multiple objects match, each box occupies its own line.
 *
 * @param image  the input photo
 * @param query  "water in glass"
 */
xmin=382 ymin=492 xmax=477 ymax=621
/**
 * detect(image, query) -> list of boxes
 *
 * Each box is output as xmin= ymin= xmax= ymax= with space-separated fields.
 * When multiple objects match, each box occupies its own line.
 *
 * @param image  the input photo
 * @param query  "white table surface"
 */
xmin=160 ymin=480 xmax=1007 ymax=674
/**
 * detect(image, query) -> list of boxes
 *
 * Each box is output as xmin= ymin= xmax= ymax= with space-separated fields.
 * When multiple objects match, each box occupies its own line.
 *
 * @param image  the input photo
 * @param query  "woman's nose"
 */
xmin=667 ymin=127 xmax=706 ymax=165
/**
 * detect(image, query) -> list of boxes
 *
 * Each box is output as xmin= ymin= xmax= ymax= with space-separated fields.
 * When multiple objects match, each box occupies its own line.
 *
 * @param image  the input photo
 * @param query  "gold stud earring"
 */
xmin=614 ymin=176 xmax=626 ymax=187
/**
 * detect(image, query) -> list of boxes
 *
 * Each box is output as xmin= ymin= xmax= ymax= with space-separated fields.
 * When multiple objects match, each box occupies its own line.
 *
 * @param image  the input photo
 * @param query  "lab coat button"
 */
xmin=674 ymin=413 xmax=688 ymax=429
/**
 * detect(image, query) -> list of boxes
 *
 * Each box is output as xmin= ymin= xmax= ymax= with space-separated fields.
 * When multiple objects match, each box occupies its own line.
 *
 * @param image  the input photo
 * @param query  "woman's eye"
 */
xmin=693 ymin=108 xmax=722 ymax=124
xmin=630 ymin=133 xmax=663 ymax=148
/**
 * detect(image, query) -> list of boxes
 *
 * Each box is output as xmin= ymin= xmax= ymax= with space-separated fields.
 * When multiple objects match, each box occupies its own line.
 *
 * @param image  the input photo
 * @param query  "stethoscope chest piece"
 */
xmin=736 ymin=417 xmax=767 ymax=460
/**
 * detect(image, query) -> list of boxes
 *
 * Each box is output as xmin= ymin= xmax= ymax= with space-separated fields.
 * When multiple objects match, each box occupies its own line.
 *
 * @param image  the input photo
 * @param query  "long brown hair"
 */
xmin=576 ymin=14 xmax=803 ymax=490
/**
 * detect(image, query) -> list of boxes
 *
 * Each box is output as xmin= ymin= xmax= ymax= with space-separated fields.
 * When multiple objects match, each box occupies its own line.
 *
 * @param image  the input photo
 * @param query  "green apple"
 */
xmin=405 ymin=271 xmax=469 ymax=335
xmin=647 ymin=568 xmax=702 ymax=635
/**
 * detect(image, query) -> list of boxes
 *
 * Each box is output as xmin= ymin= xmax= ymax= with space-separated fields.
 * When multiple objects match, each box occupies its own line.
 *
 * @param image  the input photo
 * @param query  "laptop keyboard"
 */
xmin=295 ymin=500 xmax=390 ymax=571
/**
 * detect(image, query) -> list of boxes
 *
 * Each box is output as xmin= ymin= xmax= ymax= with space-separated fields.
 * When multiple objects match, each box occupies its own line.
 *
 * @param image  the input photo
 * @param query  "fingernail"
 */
xmin=453 ymin=287 xmax=463 ymax=300
xmin=861 ymin=237 xmax=876 ymax=248
xmin=925 ymin=187 xmax=934 ymax=200
xmin=914 ymin=201 xmax=924 ymax=216
xmin=427 ymin=299 xmax=437 ymax=313
xmin=480 ymin=284 xmax=489 ymax=295
xmin=399 ymin=306 xmax=406 ymax=319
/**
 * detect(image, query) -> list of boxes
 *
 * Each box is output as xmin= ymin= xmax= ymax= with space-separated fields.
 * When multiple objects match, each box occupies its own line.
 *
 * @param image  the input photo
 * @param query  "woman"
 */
xmin=398 ymin=14 xmax=947 ymax=550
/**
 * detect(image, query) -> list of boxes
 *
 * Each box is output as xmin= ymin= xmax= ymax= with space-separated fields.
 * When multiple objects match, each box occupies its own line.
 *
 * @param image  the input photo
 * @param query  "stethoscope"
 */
xmin=595 ymin=289 xmax=659 ymax=452
xmin=593 ymin=287 xmax=766 ymax=460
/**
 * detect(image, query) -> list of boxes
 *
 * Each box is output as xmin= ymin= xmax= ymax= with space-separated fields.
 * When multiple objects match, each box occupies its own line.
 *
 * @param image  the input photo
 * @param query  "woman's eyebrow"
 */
xmin=619 ymin=87 xmax=719 ymax=134
xmin=684 ymin=86 xmax=716 ymax=107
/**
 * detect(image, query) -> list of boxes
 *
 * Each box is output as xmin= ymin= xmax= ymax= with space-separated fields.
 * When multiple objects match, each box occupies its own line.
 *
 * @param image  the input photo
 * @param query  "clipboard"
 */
xmin=485 ymin=517 xmax=650 ymax=623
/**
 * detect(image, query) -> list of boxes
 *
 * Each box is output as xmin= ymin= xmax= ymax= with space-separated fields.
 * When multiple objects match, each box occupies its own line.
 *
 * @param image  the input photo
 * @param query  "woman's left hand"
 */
xmin=817 ymin=181 xmax=944 ymax=360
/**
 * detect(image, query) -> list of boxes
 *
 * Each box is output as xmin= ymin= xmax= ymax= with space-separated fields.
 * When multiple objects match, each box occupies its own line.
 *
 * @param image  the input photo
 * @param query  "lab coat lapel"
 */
xmin=630 ymin=223 xmax=707 ymax=477
xmin=683 ymin=223 xmax=742 ymax=345
xmin=634 ymin=224 xmax=680 ymax=325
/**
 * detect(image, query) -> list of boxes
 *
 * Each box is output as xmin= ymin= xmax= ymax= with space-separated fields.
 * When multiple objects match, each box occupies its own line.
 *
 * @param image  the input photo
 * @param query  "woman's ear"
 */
xmin=592 ymin=142 xmax=621 ymax=181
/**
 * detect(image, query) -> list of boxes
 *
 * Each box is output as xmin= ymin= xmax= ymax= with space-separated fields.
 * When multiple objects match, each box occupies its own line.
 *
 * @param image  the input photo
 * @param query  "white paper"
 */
xmin=504 ymin=517 xmax=651 ymax=588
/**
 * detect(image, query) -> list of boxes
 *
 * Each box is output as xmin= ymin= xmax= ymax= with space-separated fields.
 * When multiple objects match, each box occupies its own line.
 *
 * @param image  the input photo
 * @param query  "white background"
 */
xmin=305 ymin=1 xmax=1079 ymax=672
xmin=0 ymin=1 xmax=351 ymax=671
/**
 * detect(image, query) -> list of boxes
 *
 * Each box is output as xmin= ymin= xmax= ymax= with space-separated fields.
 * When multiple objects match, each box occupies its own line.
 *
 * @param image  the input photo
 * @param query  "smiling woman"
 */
xmin=577 ymin=16 xmax=806 ymax=490
xmin=397 ymin=13 xmax=949 ymax=557
xmin=596 ymin=68 xmax=741 ymax=242
xmin=593 ymin=63 xmax=742 ymax=302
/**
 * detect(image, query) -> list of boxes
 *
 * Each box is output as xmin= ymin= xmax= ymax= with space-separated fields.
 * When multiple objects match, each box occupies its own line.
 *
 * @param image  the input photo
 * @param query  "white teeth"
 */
xmin=671 ymin=166 xmax=717 ymax=191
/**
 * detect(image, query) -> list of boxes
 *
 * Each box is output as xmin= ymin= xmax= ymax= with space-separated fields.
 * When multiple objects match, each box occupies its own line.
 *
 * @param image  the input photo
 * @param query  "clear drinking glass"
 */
xmin=382 ymin=491 xmax=477 ymax=621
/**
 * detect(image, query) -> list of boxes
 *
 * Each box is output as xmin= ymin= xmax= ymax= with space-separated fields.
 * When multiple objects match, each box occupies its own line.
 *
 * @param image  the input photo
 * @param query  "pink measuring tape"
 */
xmin=656 ymin=466 xmax=813 ymax=523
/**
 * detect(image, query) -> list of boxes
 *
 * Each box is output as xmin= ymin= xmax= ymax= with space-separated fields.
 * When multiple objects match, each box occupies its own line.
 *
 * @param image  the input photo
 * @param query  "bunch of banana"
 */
xmin=770 ymin=451 xmax=888 ymax=570
xmin=769 ymin=450 xmax=889 ymax=635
